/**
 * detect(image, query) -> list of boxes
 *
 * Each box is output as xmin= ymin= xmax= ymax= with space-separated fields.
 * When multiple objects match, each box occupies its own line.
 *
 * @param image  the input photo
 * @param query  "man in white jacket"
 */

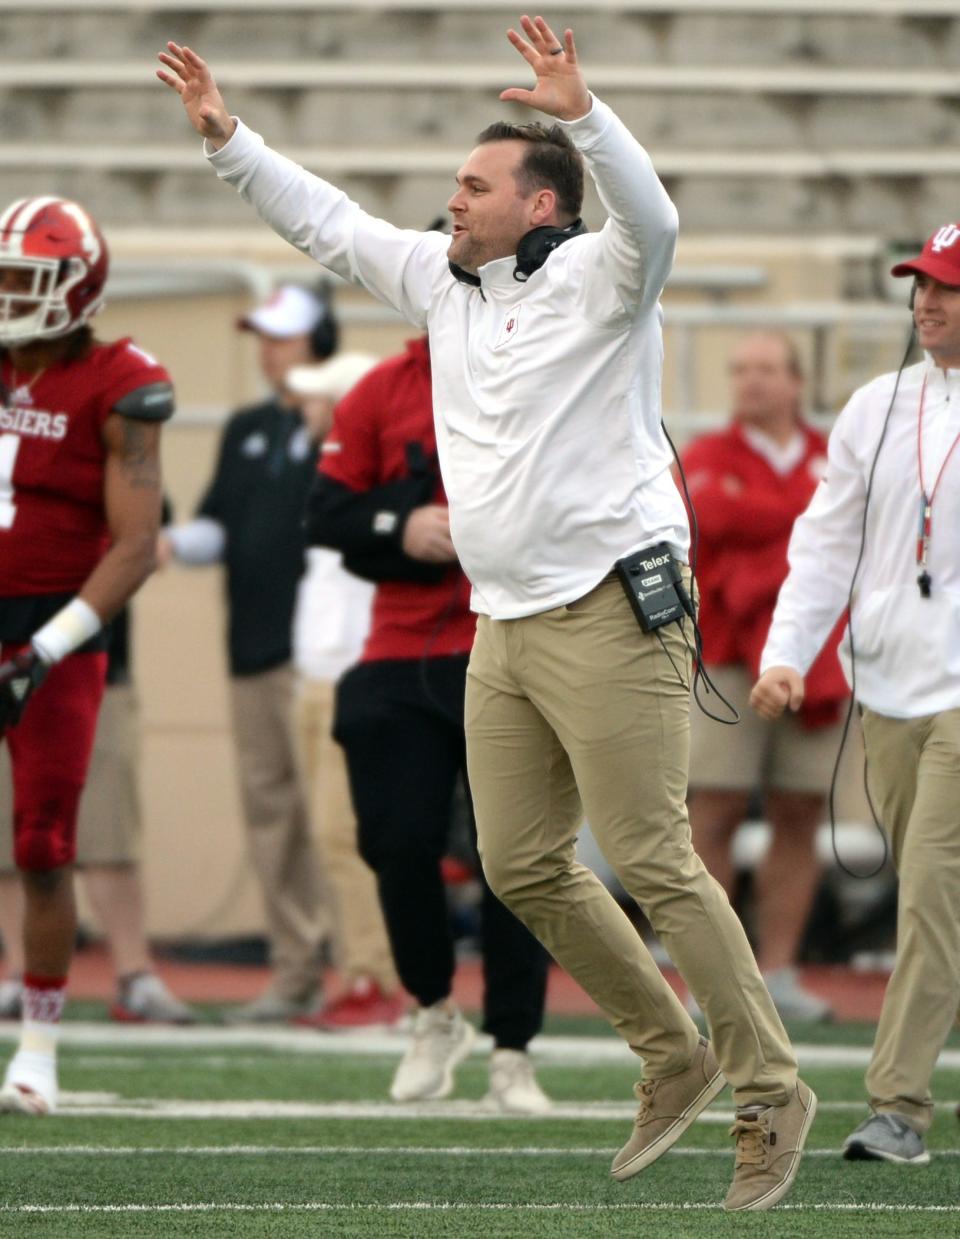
xmin=753 ymin=224 xmax=960 ymax=1166
xmin=286 ymin=354 xmax=405 ymax=1031
xmin=158 ymin=16 xmax=813 ymax=1210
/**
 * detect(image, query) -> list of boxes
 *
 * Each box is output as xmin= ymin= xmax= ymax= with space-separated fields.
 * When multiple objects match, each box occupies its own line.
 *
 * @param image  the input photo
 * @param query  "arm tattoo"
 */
xmin=119 ymin=419 xmax=161 ymax=490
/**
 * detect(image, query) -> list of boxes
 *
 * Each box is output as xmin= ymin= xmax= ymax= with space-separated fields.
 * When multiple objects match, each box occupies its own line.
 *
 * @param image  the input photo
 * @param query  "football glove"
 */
xmin=0 ymin=649 xmax=48 ymax=731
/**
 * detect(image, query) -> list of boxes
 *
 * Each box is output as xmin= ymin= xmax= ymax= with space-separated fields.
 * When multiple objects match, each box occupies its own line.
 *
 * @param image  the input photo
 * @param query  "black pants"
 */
xmin=334 ymin=655 xmax=548 ymax=1050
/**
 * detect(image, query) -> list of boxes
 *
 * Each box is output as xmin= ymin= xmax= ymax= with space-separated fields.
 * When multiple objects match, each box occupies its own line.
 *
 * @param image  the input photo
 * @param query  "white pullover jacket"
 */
xmin=207 ymin=96 xmax=688 ymax=619
xmin=761 ymin=356 xmax=960 ymax=719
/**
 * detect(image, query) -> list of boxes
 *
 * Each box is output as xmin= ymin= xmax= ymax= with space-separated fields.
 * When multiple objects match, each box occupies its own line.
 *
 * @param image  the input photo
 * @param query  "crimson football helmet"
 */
xmin=0 ymin=196 xmax=109 ymax=345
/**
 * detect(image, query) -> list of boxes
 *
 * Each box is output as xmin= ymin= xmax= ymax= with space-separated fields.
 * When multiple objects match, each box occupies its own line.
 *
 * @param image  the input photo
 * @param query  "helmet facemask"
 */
xmin=0 ymin=255 xmax=92 ymax=345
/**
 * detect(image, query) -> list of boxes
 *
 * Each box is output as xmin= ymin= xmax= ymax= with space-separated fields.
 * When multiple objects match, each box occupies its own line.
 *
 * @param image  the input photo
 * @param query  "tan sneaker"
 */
xmin=611 ymin=1036 xmax=725 ymax=1182
xmin=724 ymin=1079 xmax=817 ymax=1211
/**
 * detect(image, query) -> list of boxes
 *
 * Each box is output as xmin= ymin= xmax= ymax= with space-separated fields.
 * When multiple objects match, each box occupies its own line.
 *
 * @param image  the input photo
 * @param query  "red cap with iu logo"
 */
xmin=891 ymin=223 xmax=960 ymax=286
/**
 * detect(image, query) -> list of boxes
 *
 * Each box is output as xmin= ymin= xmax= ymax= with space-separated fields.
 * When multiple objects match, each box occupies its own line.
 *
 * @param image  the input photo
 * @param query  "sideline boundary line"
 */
xmin=2 ymin=1022 xmax=958 ymax=1070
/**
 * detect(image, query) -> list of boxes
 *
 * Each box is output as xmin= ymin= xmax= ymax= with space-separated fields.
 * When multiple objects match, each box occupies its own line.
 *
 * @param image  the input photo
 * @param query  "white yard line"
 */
xmin=2 ymin=1022 xmax=958 ymax=1070
xmin=53 ymin=1098 xmax=646 ymax=1119
xmin=69 ymin=1055 xmax=267 ymax=1069
xmin=2 ymin=1201 xmax=960 ymax=1215
xmin=47 ymin=1093 xmax=959 ymax=1120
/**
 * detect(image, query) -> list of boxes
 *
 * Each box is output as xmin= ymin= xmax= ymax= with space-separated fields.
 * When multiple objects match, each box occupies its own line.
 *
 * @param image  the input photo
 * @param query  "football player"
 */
xmin=0 ymin=196 xmax=174 ymax=1114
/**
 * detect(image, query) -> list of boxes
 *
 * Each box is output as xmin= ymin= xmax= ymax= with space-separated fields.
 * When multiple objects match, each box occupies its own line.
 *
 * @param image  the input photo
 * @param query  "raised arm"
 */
xmin=155 ymin=43 xmax=442 ymax=324
xmin=500 ymin=15 xmax=591 ymax=122
xmin=156 ymin=43 xmax=236 ymax=149
xmin=502 ymin=17 xmax=677 ymax=317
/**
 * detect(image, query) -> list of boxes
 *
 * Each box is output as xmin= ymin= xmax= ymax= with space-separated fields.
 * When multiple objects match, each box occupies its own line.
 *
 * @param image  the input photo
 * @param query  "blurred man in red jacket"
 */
xmin=682 ymin=331 xmax=848 ymax=1022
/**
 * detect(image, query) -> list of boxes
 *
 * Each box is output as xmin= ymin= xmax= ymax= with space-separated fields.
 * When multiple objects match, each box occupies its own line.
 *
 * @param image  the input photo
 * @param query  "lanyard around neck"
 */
xmin=916 ymin=374 xmax=960 ymax=597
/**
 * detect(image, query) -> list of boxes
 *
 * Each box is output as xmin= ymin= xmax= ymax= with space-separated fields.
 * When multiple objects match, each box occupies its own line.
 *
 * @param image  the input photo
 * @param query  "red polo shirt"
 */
xmin=682 ymin=420 xmax=848 ymax=726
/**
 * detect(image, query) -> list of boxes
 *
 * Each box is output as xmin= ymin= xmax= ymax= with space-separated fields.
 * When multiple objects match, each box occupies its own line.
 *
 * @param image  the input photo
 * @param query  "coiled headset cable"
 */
xmin=660 ymin=419 xmax=740 ymax=724
xmin=824 ymin=325 xmax=917 ymax=879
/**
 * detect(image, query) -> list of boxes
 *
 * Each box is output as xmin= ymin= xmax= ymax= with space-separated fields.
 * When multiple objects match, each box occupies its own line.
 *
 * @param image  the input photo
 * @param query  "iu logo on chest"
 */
xmin=493 ymin=306 xmax=522 ymax=351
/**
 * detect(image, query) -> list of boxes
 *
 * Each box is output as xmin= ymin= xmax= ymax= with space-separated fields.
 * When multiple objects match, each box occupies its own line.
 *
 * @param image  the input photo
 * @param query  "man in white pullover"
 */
xmin=753 ymin=224 xmax=960 ymax=1166
xmin=158 ymin=16 xmax=813 ymax=1210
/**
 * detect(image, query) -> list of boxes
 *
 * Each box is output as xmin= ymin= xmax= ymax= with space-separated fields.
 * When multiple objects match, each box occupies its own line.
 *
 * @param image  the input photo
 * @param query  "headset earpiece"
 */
xmin=909 ymin=279 xmax=917 ymax=312
xmin=514 ymin=219 xmax=587 ymax=282
xmin=309 ymin=282 xmax=339 ymax=360
xmin=309 ymin=298 xmax=339 ymax=361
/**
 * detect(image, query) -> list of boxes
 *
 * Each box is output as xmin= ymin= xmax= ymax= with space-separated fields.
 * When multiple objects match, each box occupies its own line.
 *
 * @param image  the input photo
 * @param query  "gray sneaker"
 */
xmin=842 ymin=1112 xmax=930 ymax=1165
xmin=687 ymin=969 xmax=832 ymax=1025
xmin=762 ymin=967 xmax=833 ymax=1023
xmin=112 ymin=973 xmax=198 ymax=1025
xmin=0 ymin=978 xmax=23 ymax=1020
xmin=224 ymin=985 xmax=322 ymax=1025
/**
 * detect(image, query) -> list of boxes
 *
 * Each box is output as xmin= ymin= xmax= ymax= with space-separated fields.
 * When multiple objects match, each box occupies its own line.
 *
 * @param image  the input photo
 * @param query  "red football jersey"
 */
xmin=319 ymin=336 xmax=476 ymax=662
xmin=0 ymin=338 xmax=171 ymax=594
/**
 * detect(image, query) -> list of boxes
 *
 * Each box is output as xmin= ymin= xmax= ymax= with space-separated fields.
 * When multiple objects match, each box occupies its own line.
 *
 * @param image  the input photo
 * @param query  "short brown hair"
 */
xmin=475 ymin=121 xmax=584 ymax=222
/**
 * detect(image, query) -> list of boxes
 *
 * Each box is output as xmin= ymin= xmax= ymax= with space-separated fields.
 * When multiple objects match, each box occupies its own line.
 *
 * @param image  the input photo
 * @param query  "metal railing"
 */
xmin=106 ymin=258 xmax=912 ymax=429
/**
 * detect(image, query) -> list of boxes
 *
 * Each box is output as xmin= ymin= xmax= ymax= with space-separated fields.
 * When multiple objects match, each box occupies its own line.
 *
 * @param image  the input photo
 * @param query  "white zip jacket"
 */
xmin=761 ymin=356 xmax=960 ymax=719
xmin=292 ymin=547 xmax=373 ymax=683
xmin=206 ymin=96 xmax=689 ymax=619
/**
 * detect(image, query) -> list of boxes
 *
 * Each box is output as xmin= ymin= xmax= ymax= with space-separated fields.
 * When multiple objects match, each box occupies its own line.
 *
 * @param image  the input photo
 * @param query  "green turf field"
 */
xmin=0 ymin=1014 xmax=957 ymax=1237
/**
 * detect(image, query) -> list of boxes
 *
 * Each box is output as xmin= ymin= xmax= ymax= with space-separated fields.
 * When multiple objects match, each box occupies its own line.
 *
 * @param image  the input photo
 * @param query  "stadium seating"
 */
xmin=2 ymin=0 xmax=959 ymax=234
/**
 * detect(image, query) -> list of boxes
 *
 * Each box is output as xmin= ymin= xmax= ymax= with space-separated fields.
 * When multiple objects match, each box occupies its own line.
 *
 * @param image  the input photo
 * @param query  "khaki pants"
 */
xmin=861 ymin=706 xmax=960 ymax=1133
xmin=230 ymin=664 xmax=324 ymax=999
xmin=465 ymin=574 xmax=797 ymax=1106
xmin=292 ymin=676 xmax=398 ymax=992
xmin=689 ymin=664 xmax=846 ymax=793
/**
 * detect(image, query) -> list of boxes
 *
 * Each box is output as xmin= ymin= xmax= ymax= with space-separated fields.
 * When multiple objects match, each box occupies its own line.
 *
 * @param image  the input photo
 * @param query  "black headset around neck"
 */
xmin=448 ymin=218 xmax=587 ymax=288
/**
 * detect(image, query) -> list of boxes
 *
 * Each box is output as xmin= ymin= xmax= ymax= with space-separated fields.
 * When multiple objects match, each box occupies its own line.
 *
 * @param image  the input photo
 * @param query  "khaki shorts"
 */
xmin=0 ymin=683 xmax=142 ymax=871
xmin=689 ymin=664 xmax=845 ymax=794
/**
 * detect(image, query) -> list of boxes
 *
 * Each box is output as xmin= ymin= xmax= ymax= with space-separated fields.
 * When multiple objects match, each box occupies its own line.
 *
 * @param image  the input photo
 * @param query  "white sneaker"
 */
xmin=485 ymin=1049 xmax=552 ymax=1115
xmin=0 ymin=978 xmax=23 ymax=1020
xmin=112 ymin=973 xmax=198 ymax=1025
xmin=0 ymin=1049 xmax=57 ymax=1116
xmin=763 ymin=967 xmax=833 ymax=1023
xmin=389 ymin=1003 xmax=476 ymax=1102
